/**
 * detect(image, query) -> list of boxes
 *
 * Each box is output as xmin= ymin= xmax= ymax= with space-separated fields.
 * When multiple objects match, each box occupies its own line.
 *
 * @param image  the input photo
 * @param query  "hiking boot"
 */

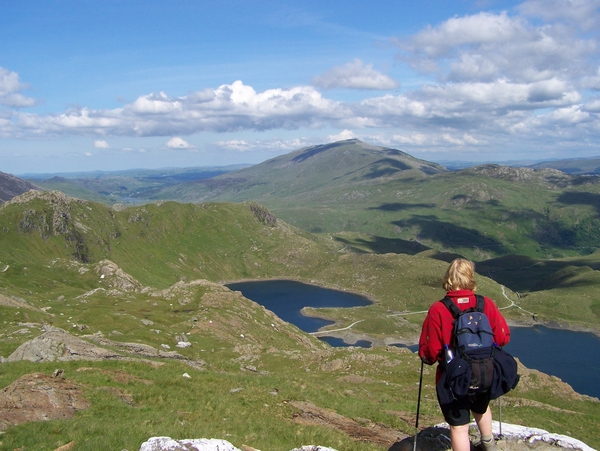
xmin=480 ymin=436 xmax=497 ymax=451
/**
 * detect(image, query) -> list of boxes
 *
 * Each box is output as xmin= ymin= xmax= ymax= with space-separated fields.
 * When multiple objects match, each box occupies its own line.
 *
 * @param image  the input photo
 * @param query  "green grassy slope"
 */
xmin=0 ymin=191 xmax=599 ymax=450
xmin=17 ymin=140 xmax=600 ymax=261
xmin=249 ymin=166 xmax=600 ymax=260
xmin=150 ymin=141 xmax=600 ymax=260
xmin=3 ymin=190 xmax=600 ymax=335
xmin=153 ymin=139 xmax=446 ymax=202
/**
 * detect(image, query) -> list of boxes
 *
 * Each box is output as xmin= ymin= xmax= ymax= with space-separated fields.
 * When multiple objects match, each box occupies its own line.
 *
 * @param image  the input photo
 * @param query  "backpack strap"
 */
xmin=475 ymin=294 xmax=485 ymax=312
xmin=440 ymin=296 xmax=462 ymax=319
xmin=441 ymin=294 xmax=485 ymax=316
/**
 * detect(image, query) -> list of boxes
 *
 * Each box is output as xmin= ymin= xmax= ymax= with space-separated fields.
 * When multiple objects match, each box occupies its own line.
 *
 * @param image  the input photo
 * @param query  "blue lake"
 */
xmin=319 ymin=337 xmax=373 ymax=348
xmin=505 ymin=325 xmax=600 ymax=399
xmin=226 ymin=279 xmax=600 ymax=399
xmin=226 ymin=280 xmax=371 ymax=333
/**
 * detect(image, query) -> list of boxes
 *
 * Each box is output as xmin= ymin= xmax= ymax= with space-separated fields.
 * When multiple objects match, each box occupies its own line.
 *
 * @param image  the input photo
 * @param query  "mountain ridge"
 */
xmin=153 ymin=139 xmax=447 ymax=203
xmin=0 ymin=171 xmax=40 ymax=203
xmin=530 ymin=156 xmax=600 ymax=174
xmin=458 ymin=164 xmax=600 ymax=188
xmin=144 ymin=140 xmax=600 ymax=260
xmin=7 ymin=140 xmax=600 ymax=261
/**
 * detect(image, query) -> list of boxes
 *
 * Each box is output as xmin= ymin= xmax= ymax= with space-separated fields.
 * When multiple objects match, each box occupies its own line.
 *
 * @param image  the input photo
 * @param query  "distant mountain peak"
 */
xmin=284 ymin=139 xmax=440 ymax=170
xmin=154 ymin=139 xmax=447 ymax=203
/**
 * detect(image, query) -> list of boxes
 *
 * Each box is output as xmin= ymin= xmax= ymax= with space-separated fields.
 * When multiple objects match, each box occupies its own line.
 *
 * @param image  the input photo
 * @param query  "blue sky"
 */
xmin=2 ymin=0 xmax=600 ymax=174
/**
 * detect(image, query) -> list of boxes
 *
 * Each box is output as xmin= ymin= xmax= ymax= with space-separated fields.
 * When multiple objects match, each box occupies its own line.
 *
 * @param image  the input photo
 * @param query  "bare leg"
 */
xmin=450 ymin=424 xmax=471 ymax=451
xmin=450 ymin=408 xmax=495 ymax=451
xmin=473 ymin=405 xmax=492 ymax=437
xmin=474 ymin=406 xmax=496 ymax=450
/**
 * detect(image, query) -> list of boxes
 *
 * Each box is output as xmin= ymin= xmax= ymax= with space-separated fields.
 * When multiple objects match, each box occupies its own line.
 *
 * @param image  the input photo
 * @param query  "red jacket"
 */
xmin=418 ymin=290 xmax=511 ymax=383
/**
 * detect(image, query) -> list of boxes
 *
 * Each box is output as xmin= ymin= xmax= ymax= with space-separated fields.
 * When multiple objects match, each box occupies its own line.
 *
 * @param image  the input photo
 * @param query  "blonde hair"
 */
xmin=443 ymin=258 xmax=477 ymax=292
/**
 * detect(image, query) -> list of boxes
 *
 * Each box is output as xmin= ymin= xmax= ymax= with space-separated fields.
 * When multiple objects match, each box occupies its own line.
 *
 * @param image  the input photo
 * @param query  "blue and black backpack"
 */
xmin=442 ymin=294 xmax=495 ymax=392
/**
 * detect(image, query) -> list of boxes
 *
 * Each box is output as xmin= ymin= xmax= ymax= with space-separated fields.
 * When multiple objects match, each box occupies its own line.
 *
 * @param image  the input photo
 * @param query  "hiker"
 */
xmin=418 ymin=258 xmax=511 ymax=451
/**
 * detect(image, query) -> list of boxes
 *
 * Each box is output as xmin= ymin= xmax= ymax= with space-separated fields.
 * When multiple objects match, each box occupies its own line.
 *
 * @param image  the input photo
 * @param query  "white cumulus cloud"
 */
xmin=519 ymin=0 xmax=600 ymax=31
xmin=0 ymin=67 xmax=36 ymax=108
xmin=3 ymin=1 xmax=600 ymax=160
xmin=94 ymin=140 xmax=109 ymax=148
xmin=327 ymin=129 xmax=356 ymax=142
xmin=9 ymin=81 xmax=348 ymax=137
xmin=391 ymin=133 xmax=428 ymax=146
xmin=216 ymin=139 xmax=252 ymax=151
xmin=166 ymin=137 xmax=190 ymax=148
xmin=312 ymin=59 xmax=398 ymax=90
xmin=399 ymin=10 xmax=595 ymax=85
xmin=131 ymin=92 xmax=182 ymax=114
xmin=216 ymin=137 xmax=315 ymax=152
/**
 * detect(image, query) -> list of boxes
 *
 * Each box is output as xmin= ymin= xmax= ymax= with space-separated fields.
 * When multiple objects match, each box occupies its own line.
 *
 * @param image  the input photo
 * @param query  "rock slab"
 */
xmin=139 ymin=438 xmax=338 ymax=451
xmin=0 ymin=372 xmax=90 ymax=431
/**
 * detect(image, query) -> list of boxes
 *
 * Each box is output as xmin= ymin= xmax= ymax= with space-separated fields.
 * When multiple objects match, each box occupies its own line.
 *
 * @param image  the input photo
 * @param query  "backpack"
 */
xmin=441 ymin=295 xmax=495 ymax=392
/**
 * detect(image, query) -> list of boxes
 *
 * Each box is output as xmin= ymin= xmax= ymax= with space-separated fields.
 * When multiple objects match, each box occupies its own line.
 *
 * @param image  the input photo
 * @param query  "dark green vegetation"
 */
xmin=1 ymin=191 xmax=599 ymax=450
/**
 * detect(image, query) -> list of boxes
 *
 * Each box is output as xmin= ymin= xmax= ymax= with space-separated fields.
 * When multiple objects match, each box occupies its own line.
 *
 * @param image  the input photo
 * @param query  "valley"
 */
xmin=1 ymin=141 xmax=600 ymax=450
xmin=24 ymin=140 xmax=600 ymax=262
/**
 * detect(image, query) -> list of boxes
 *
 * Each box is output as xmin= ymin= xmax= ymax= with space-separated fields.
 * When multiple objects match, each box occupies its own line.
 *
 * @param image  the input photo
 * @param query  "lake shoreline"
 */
xmin=309 ymin=316 xmax=600 ymax=348
xmin=224 ymin=276 xmax=379 ymax=304
xmin=506 ymin=318 xmax=600 ymax=338
xmin=225 ymin=278 xmax=600 ymax=400
xmin=223 ymin=277 xmax=600 ymax=344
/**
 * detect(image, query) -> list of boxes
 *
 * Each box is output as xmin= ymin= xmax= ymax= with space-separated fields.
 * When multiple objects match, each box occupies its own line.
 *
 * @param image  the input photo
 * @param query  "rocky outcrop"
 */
xmin=3 ymin=190 xmax=93 ymax=262
xmin=94 ymin=259 xmax=145 ymax=292
xmin=85 ymin=334 xmax=203 ymax=368
xmin=462 ymin=165 xmax=572 ymax=188
xmin=390 ymin=423 xmax=597 ymax=451
xmin=140 ymin=423 xmax=597 ymax=451
xmin=5 ymin=326 xmax=205 ymax=370
xmin=139 ymin=437 xmax=337 ymax=451
xmin=0 ymin=372 xmax=90 ymax=431
xmin=6 ymin=326 xmax=123 ymax=362
xmin=140 ymin=438 xmax=241 ymax=451
xmin=0 ymin=293 xmax=42 ymax=311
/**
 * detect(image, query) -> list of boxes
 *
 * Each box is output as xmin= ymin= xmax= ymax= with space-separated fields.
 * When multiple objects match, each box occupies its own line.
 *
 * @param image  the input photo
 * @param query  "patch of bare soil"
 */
xmin=0 ymin=372 xmax=90 ymax=431
xmin=290 ymin=400 xmax=407 ymax=447
xmin=75 ymin=367 xmax=153 ymax=385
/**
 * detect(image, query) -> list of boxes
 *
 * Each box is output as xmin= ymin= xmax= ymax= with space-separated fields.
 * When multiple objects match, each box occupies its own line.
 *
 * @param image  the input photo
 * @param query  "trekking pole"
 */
xmin=497 ymin=397 xmax=503 ymax=439
xmin=413 ymin=359 xmax=424 ymax=451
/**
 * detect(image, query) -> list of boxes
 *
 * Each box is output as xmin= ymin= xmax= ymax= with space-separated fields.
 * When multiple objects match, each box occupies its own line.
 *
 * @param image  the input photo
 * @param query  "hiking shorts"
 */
xmin=439 ymin=390 xmax=491 ymax=426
